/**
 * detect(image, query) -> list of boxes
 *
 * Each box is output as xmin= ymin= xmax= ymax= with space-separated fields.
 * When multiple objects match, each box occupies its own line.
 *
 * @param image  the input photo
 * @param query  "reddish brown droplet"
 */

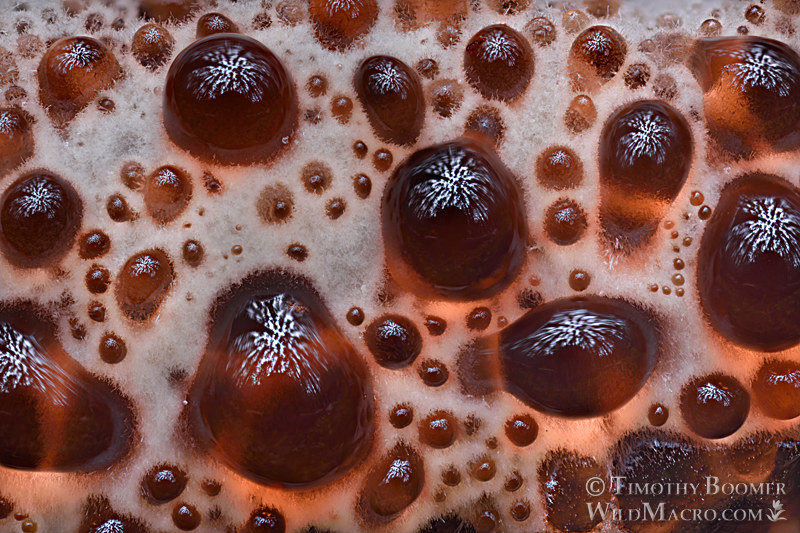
xmin=418 ymin=359 xmax=448 ymax=387
xmin=78 ymin=230 xmax=110 ymax=259
xmin=132 ymin=23 xmax=174 ymax=69
xmin=359 ymin=443 xmax=424 ymax=518
xmin=698 ymin=174 xmax=800 ymax=351
xmin=525 ymin=17 xmax=556 ymax=46
xmin=537 ymin=146 xmax=583 ymax=190
xmin=353 ymin=140 xmax=368 ymax=159
xmin=420 ymin=411 xmax=456 ymax=448
xmin=353 ymin=174 xmax=372 ymax=199
xmin=182 ymin=239 xmax=204 ymax=267
xmin=115 ymin=249 xmax=173 ymax=321
xmin=365 ymin=314 xmax=422 ymax=369
xmin=624 ymin=63 xmax=651 ymax=89
xmin=382 ymin=138 xmax=528 ymax=300
xmin=745 ymin=4 xmax=766 ymax=25
xmin=389 ymin=404 xmax=413 ymax=429
xmin=257 ymin=184 xmax=293 ymax=224
xmin=286 ymin=244 xmax=308 ymax=262
xmin=373 ymin=148 xmax=393 ymax=172
xmin=88 ymin=302 xmax=105 ymax=322
xmin=0 ymin=107 xmax=33 ymax=177
xmin=599 ymin=100 xmax=693 ymax=250
xmin=106 ymin=194 xmax=132 ymax=222
xmin=144 ymin=166 xmax=192 ymax=224
xmin=700 ymin=18 xmax=723 ymax=36
xmin=120 ymin=161 xmax=145 ymax=190
xmin=753 ymin=359 xmax=800 ymax=419
xmin=470 ymin=455 xmax=496 ymax=482
xmin=309 ymin=0 xmax=378 ymax=51
xmin=164 ymin=34 xmax=298 ymax=165
xmin=196 ymin=12 xmax=238 ymax=38
xmin=85 ymin=264 xmax=111 ymax=294
xmin=38 ymin=36 xmax=122 ymax=126
xmin=442 ymin=466 xmax=461 ymax=486
xmin=0 ymin=304 xmax=135 ymax=471
xmin=698 ymin=205 xmax=712 ymax=220
xmin=505 ymin=471 xmax=523 ymax=492
xmin=346 ymin=307 xmax=364 ymax=326
xmin=354 ymin=56 xmax=425 ymax=145
xmin=141 ymin=464 xmax=187 ymax=504
xmin=0 ymin=171 xmax=82 ymax=268
xmin=140 ymin=0 xmax=199 ymax=23
xmin=201 ymin=479 xmax=221 ymax=496
xmin=681 ymin=374 xmax=750 ymax=439
xmin=301 ymin=162 xmax=332 ymax=194
xmin=464 ymin=24 xmax=534 ymax=101
xmin=464 ymin=105 xmax=505 ymax=147
xmin=330 ymin=95 xmax=353 ymax=123
xmin=648 ymin=403 xmax=669 ymax=426
xmin=467 ymin=307 xmax=492 ymax=331
xmin=568 ymin=269 xmax=591 ymax=291
xmin=172 ymin=503 xmax=201 ymax=530
xmin=99 ymin=333 xmax=126 ymax=364
xmin=306 ymin=74 xmax=328 ymax=98
xmin=690 ymin=36 xmax=800 ymax=156
xmin=186 ymin=271 xmax=374 ymax=487
xmin=240 ymin=506 xmax=285 ymax=533
xmin=545 ymin=198 xmax=588 ymax=245
xmin=429 ymin=79 xmax=463 ymax=118
xmin=416 ymin=58 xmax=439 ymax=79
xmin=504 ymin=414 xmax=538 ymax=447
xmin=424 ymin=316 xmax=446 ymax=336
xmin=539 ymin=451 xmax=609 ymax=532
xmin=568 ymin=26 xmax=627 ymax=91
xmin=564 ymin=94 xmax=596 ymax=133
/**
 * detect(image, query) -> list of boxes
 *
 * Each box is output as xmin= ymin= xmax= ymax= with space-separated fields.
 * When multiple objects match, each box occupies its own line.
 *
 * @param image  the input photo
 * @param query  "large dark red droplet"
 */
xmin=382 ymin=138 xmax=528 ymax=300
xmin=464 ymin=24 xmax=534 ymax=102
xmin=0 ymin=107 xmax=33 ymax=177
xmin=461 ymin=296 xmax=658 ymax=417
xmin=37 ymin=36 xmax=122 ymax=126
xmin=354 ymin=56 xmax=424 ymax=145
xmin=115 ymin=249 xmax=174 ymax=321
xmin=309 ymin=0 xmax=378 ymax=51
xmin=697 ymin=173 xmax=800 ymax=351
xmin=141 ymin=463 xmax=187 ymax=504
xmin=612 ymin=430 xmax=709 ymax=529
xmin=539 ymin=451 xmax=609 ymax=532
xmin=689 ymin=36 xmax=800 ymax=157
xmin=186 ymin=270 xmax=374 ymax=487
xmin=753 ymin=359 xmax=800 ymax=420
xmin=599 ymin=100 xmax=693 ymax=250
xmin=568 ymin=25 xmax=627 ymax=91
xmin=143 ymin=165 xmax=192 ymax=224
xmin=0 ymin=171 xmax=82 ymax=268
xmin=359 ymin=443 xmax=424 ymax=520
xmin=680 ymin=373 xmax=750 ymax=439
xmin=0 ymin=303 xmax=134 ymax=471
xmin=164 ymin=34 xmax=298 ymax=165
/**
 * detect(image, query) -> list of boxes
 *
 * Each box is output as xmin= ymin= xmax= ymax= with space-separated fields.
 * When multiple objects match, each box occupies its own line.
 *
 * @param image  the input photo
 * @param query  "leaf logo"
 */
xmin=767 ymin=500 xmax=788 ymax=522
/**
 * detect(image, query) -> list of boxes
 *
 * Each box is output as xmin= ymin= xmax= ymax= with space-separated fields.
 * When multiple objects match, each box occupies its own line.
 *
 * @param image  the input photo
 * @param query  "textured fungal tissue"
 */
xmin=0 ymin=0 xmax=800 ymax=532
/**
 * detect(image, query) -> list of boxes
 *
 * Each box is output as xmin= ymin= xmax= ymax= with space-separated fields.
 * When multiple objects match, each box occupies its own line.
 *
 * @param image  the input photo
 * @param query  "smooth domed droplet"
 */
xmin=115 ymin=249 xmax=173 ymax=321
xmin=753 ymin=359 xmax=800 ymax=420
xmin=240 ymin=506 xmax=285 ymax=533
xmin=364 ymin=314 xmax=422 ymax=369
xmin=359 ymin=443 xmax=424 ymax=519
xmin=462 ymin=296 xmax=658 ymax=417
xmin=37 ymin=36 xmax=122 ymax=126
xmin=680 ymin=374 xmax=750 ymax=439
xmin=186 ymin=270 xmax=374 ymax=487
xmin=143 ymin=165 xmax=192 ymax=224
xmin=132 ymin=23 xmax=174 ymax=69
xmin=419 ymin=411 xmax=456 ymax=448
xmin=141 ymin=463 xmax=187 ymax=504
xmin=382 ymin=138 xmax=528 ymax=300
xmin=536 ymin=146 xmax=583 ymax=190
xmin=0 ymin=107 xmax=33 ymax=177
xmin=0 ymin=303 xmax=134 ymax=470
xmin=164 ymin=34 xmax=298 ymax=165
xmin=568 ymin=25 xmax=627 ymax=91
xmin=196 ymin=12 xmax=238 ymax=38
xmin=0 ymin=171 xmax=82 ymax=268
xmin=698 ymin=173 xmax=800 ymax=351
xmin=599 ymin=100 xmax=693 ymax=250
xmin=689 ymin=36 xmax=800 ymax=157
xmin=544 ymin=198 xmax=588 ymax=246
xmin=309 ymin=0 xmax=378 ymax=51
xmin=354 ymin=56 xmax=424 ymax=145
xmin=464 ymin=24 xmax=534 ymax=102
